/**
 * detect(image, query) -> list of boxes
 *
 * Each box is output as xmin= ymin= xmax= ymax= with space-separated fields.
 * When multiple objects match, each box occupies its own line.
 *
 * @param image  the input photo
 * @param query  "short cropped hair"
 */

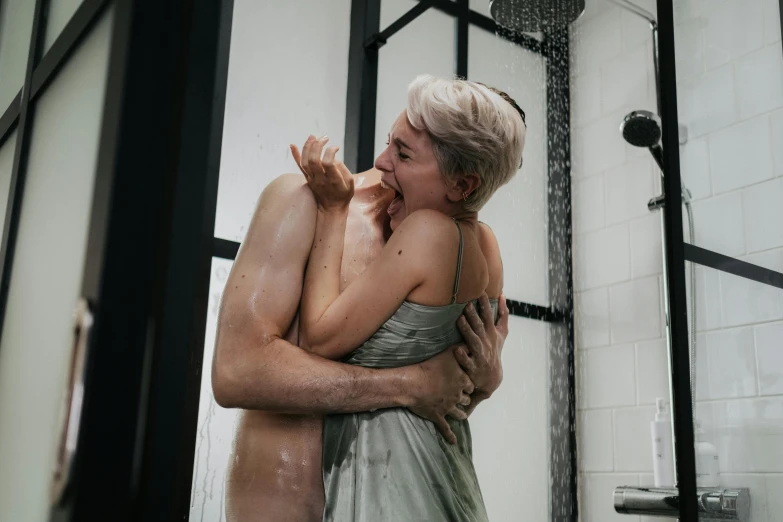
xmin=406 ymin=75 xmax=526 ymax=211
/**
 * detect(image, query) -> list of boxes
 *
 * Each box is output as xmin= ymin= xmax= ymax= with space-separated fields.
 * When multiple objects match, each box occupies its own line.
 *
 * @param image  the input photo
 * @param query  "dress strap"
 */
xmin=451 ymin=219 xmax=464 ymax=305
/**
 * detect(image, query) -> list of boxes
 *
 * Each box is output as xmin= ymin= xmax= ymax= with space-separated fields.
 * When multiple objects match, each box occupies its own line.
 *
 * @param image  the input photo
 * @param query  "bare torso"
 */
xmin=225 ymin=185 xmax=391 ymax=522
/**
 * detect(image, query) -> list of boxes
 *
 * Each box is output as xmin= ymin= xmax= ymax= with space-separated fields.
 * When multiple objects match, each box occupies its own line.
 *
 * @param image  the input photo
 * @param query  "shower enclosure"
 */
xmin=0 ymin=1 xmax=780 ymax=521
xmin=196 ymin=1 xmax=576 ymax=520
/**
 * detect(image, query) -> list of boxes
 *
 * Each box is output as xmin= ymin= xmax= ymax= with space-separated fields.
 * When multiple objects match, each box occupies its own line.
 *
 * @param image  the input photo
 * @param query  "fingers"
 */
xmin=457 ymin=318 xmax=481 ymax=357
xmin=453 ymin=346 xmax=477 ymax=374
xmin=322 ymin=146 xmax=339 ymax=182
xmin=303 ymin=135 xmax=328 ymax=179
xmin=434 ymin=417 xmax=458 ymax=445
xmin=463 ymin=302 xmax=487 ymax=343
xmin=300 ymin=135 xmax=315 ymax=177
xmin=336 ymin=158 xmax=354 ymax=193
xmin=459 ymin=393 xmax=471 ymax=407
xmin=497 ymin=293 xmax=509 ymax=340
xmin=290 ymin=144 xmax=306 ymax=177
xmin=462 ymin=375 xmax=475 ymax=395
xmin=478 ymin=293 xmax=494 ymax=330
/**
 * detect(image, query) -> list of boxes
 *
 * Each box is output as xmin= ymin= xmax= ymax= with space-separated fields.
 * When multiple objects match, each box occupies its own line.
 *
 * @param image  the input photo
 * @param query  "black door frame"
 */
xmin=656 ymin=0 xmax=783 ymax=519
xmin=0 ymin=0 xmax=233 ymax=520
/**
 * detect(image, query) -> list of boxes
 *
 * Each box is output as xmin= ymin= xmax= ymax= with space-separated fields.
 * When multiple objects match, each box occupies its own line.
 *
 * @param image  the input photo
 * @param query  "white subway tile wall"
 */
xmin=575 ymin=287 xmax=611 ymax=349
xmin=604 ymin=156 xmax=655 ymax=226
xmin=705 ymin=327 xmax=758 ymax=399
xmin=635 ymin=339 xmax=669 ymax=405
xmin=573 ymin=174 xmax=606 ymax=234
xmin=735 ymin=46 xmax=783 ymax=121
xmin=579 ymin=409 xmax=614 ymax=472
xmin=679 ymin=136 xmax=712 ymax=200
xmin=764 ymin=0 xmax=782 ymax=43
xmin=691 ymin=192 xmax=746 ymax=257
xmin=771 ymin=109 xmax=783 ymax=176
xmin=702 ymin=0 xmax=765 ymax=70
xmin=572 ymin=0 xmax=783 ymax=519
xmin=755 ymin=322 xmax=783 ymax=396
xmin=613 ymin=406 xmax=656 ymax=472
xmin=709 ymin=115 xmax=775 ymax=195
xmin=742 ymin=178 xmax=783 ymax=253
xmin=608 ymin=276 xmax=663 ymax=344
xmin=580 ymin=344 xmax=637 ymax=409
xmin=575 ymin=223 xmax=631 ymax=290
xmin=630 ymin=213 xmax=663 ymax=278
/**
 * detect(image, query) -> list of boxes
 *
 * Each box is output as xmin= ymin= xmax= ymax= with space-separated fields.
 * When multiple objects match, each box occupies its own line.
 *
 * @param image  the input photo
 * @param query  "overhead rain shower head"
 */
xmin=489 ymin=0 xmax=586 ymax=32
xmin=620 ymin=110 xmax=662 ymax=148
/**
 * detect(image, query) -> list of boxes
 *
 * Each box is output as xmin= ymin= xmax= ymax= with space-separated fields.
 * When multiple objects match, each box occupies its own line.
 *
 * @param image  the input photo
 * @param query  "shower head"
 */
xmin=620 ymin=110 xmax=662 ymax=148
xmin=489 ymin=0 xmax=586 ymax=32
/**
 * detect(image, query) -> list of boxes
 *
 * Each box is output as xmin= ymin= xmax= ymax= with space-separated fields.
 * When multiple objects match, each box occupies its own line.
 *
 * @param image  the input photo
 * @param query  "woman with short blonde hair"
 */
xmin=292 ymin=74 xmax=526 ymax=521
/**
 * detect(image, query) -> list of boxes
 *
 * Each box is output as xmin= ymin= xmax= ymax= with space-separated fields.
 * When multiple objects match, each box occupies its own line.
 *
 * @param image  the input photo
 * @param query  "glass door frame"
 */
xmin=0 ymin=0 xmax=234 ymax=520
xmin=656 ymin=1 xmax=783 ymax=519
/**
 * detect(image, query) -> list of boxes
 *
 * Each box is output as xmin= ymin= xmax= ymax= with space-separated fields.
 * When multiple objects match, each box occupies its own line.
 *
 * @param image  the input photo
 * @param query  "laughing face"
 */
xmin=374 ymin=111 xmax=455 ymax=231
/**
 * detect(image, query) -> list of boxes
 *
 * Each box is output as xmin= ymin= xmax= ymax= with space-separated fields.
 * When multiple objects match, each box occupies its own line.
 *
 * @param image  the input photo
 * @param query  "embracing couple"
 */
xmin=212 ymin=74 xmax=527 ymax=522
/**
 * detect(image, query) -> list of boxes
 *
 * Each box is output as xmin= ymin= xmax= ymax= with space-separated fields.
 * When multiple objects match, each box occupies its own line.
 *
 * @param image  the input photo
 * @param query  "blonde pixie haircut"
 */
xmin=406 ymin=74 xmax=526 ymax=212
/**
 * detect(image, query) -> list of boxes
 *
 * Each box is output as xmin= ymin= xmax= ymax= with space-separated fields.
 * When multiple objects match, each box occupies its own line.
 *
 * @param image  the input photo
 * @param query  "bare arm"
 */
xmin=301 ymin=209 xmax=449 ymax=359
xmin=210 ymin=175 xmax=471 ymax=436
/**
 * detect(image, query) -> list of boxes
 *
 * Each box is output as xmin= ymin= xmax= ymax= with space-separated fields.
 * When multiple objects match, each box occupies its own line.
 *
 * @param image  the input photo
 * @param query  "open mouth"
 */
xmin=381 ymin=180 xmax=404 ymax=217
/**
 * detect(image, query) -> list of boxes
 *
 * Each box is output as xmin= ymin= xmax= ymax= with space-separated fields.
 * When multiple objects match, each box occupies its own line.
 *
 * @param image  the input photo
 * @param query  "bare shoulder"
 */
xmin=219 ymin=172 xmax=317 ymax=336
xmin=477 ymin=221 xmax=503 ymax=297
xmin=228 ymin=172 xmax=317 ymax=292
xmin=239 ymin=174 xmax=315 ymax=253
xmin=255 ymin=173 xmax=314 ymax=212
xmin=394 ymin=209 xmax=456 ymax=242
xmin=389 ymin=209 xmax=458 ymax=256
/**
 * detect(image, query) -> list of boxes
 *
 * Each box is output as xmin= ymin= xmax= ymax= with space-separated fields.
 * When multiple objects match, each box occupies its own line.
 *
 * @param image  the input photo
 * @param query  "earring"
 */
xmin=462 ymin=191 xmax=468 ymax=201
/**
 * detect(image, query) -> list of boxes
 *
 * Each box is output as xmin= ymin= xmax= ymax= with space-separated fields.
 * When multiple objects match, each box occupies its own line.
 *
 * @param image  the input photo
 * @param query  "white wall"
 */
xmin=570 ymin=1 xmax=783 ymax=521
xmin=191 ymin=1 xmax=554 ymax=520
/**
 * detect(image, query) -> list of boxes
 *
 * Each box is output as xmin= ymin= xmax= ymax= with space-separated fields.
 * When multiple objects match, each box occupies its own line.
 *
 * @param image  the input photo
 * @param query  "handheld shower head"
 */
xmin=489 ymin=0 xmax=586 ymax=32
xmin=621 ymin=110 xmax=665 ymax=172
xmin=620 ymin=110 xmax=661 ymax=148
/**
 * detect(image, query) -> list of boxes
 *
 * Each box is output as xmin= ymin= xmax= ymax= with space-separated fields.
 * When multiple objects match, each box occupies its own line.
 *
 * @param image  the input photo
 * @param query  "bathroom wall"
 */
xmin=570 ymin=1 xmax=783 ymax=521
xmin=190 ymin=1 xmax=554 ymax=520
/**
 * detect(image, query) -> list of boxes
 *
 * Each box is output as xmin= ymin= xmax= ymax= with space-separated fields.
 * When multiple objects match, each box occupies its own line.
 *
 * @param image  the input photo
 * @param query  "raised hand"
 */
xmin=291 ymin=135 xmax=354 ymax=211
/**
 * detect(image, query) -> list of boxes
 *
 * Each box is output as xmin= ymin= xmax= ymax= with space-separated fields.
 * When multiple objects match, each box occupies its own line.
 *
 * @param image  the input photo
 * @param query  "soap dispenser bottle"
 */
xmin=651 ymin=398 xmax=674 ymax=487
xmin=695 ymin=420 xmax=720 ymax=487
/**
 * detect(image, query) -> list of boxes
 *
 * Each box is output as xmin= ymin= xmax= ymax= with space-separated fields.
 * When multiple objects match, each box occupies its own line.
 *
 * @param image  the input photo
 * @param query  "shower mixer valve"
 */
xmin=614 ymin=486 xmax=751 ymax=521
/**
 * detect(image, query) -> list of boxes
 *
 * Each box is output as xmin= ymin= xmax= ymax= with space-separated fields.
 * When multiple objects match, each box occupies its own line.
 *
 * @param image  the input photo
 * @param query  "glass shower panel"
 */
xmin=0 ymin=8 xmax=113 ymax=520
xmin=468 ymin=25 xmax=548 ymax=306
xmin=673 ymin=0 xmax=783 ymax=259
xmin=466 ymin=22 xmax=551 ymax=521
xmin=0 ymin=131 xmax=18 ymax=235
xmin=568 ymin=2 xmax=668 ymax=520
xmin=470 ymin=316 xmax=550 ymax=521
xmin=45 ymin=0 xmax=85 ymax=51
xmin=694 ymin=264 xmax=783 ymax=522
xmin=213 ymin=0 xmax=352 ymax=242
xmin=374 ymin=0 xmax=455 ymax=158
xmin=190 ymin=257 xmax=236 ymax=522
xmin=0 ymin=0 xmax=35 ymax=110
